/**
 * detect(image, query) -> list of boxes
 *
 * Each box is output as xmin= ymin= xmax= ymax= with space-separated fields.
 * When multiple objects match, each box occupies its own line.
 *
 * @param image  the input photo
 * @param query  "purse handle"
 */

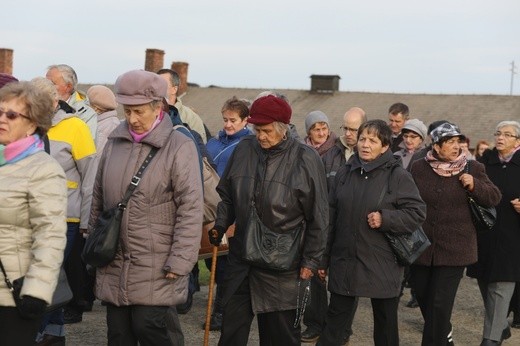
xmin=0 ymin=257 xmax=15 ymax=293
xmin=117 ymin=147 xmax=159 ymax=210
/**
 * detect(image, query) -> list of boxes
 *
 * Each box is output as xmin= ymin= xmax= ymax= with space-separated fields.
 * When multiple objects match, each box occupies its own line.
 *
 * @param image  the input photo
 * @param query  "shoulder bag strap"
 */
xmin=118 ymin=147 xmax=159 ymax=208
xmin=0 ymin=257 xmax=14 ymax=291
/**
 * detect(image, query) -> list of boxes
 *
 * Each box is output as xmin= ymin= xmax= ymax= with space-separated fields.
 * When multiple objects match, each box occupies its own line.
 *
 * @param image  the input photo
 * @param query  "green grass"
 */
xmin=198 ymin=260 xmax=211 ymax=286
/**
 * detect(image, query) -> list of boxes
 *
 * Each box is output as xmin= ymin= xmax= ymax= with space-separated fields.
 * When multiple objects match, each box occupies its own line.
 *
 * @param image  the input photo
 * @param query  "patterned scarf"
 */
xmin=425 ymin=149 xmax=467 ymax=177
xmin=0 ymin=134 xmax=44 ymax=166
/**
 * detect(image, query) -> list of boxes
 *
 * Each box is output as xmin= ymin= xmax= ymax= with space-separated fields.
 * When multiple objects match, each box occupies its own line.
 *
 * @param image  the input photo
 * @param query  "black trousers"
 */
xmin=410 ymin=265 xmax=464 ymax=346
xmin=218 ymin=278 xmax=300 ymax=346
xmin=303 ymin=276 xmax=357 ymax=337
xmin=64 ymin=230 xmax=89 ymax=312
xmin=318 ymin=293 xmax=399 ymax=346
xmin=106 ymin=304 xmax=172 ymax=346
xmin=0 ymin=307 xmax=42 ymax=346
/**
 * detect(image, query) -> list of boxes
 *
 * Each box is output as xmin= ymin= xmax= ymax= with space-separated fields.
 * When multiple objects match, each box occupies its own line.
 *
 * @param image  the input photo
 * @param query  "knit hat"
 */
xmin=248 ymin=95 xmax=292 ymax=125
xmin=402 ymin=119 xmax=427 ymax=140
xmin=114 ymin=70 xmax=167 ymax=105
xmin=87 ymin=85 xmax=117 ymax=111
xmin=0 ymin=73 xmax=18 ymax=89
xmin=430 ymin=122 xmax=466 ymax=144
xmin=305 ymin=110 xmax=330 ymax=134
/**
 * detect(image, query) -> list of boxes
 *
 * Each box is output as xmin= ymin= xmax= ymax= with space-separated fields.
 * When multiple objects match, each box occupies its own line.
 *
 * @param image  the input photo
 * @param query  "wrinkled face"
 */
xmin=308 ymin=122 xmax=329 ymax=145
xmin=402 ymin=130 xmax=423 ymax=151
xmin=494 ymin=125 xmax=520 ymax=156
xmin=46 ymin=68 xmax=72 ymax=101
xmin=434 ymin=136 xmax=461 ymax=162
xmin=477 ymin=143 xmax=489 ymax=156
xmin=357 ymin=129 xmax=389 ymax=162
xmin=388 ymin=113 xmax=406 ymax=135
xmin=254 ymin=123 xmax=284 ymax=149
xmin=0 ymin=98 xmax=37 ymax=145
xmin=123 ymin=103 xmax=161 ymax=134
xmin=158 ymin=73 xmax=178 ymax=105
xmin=222 ymin=110 xmax=248 ymax=136
xmin=343 ymin=115 xmax=362 ymax=147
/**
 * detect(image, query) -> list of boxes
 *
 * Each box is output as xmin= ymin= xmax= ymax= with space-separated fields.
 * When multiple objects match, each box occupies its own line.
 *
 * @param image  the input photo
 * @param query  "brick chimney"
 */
xmin=0 ymin=48 xmax=14 ymax=74
xmin=171 ymin=61 xmax=189 ymax=96
xmin=144 ymin=49 xmax=165 ymax=73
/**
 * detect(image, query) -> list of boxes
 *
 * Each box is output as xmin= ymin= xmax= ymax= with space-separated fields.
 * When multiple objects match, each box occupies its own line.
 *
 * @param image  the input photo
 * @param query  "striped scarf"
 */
xmin=425 ymin=150 xmax=467 ymax=177
xmin=0 ymin=134 xmax=44 ymax=166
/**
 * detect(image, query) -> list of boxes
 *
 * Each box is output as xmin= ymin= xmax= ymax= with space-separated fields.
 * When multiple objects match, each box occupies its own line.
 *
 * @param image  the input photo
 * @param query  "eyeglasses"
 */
xmin=493 ymin=131 xmax=519 ymax=139
xmin=0 ymin=109 xmax=30 ymax=121
xmin=340 ymin=126 xmax=358 ymax=134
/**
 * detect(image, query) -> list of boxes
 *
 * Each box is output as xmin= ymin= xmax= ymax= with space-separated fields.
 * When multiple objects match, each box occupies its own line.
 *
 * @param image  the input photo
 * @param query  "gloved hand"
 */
xmin=208 ymin=226 xmax=225 ymax=246
xmin=18 ymin=295 xmax=47 ymax=319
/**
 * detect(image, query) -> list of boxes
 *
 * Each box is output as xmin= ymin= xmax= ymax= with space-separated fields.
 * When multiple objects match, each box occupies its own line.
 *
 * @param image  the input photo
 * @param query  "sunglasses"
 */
xmin=0 ymin=109 xmax=30 ymax=121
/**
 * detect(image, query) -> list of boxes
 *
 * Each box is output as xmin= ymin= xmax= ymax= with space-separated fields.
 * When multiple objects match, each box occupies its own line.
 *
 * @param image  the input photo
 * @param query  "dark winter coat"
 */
xmin=214 ymin=136 xmax=328 ymax=313
xmin=467 ymin=149 xmax=520 ymax=282
xmin=321 ymin=140 xmax=346 ymax=190
xmin=410 ymin=158 xmax=501 ymax=267
xmin=326 ymin=151 xmax=426 ymax=298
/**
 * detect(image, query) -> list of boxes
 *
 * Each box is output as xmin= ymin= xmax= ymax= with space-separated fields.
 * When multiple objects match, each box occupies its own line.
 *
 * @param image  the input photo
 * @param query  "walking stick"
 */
xmin=204 ymin=243 xmax=219 ymax=346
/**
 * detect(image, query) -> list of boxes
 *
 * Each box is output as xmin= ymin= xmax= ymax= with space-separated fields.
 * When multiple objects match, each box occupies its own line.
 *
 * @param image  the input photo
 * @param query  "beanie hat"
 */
xmin=87 ymin=85 xmax=117 ymax=111
xmin=0 ymin=73 xmax=18 ymax=89
xmin=305 ymin=110 xmax=330 ymax=134
xmin=114 ymin=70 xmax=167 ymax=105
xmin=402 ymin=119 xmax=427 ymax=140
xmin=248 ymin=95 xmax=292 ymax=125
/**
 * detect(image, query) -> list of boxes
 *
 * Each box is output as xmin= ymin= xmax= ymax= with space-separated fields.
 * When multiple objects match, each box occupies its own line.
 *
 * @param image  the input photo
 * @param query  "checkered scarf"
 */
xmin=425 ymin=150 xmax=467 ymax=177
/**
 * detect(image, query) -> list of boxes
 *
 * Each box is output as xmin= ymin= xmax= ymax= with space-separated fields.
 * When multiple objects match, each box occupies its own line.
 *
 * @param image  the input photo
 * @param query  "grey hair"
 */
xmin=30 ymin=76 xmax=59 ymax=103
xmin=48 ymin=64 xmax=78 ymax=90
xmin=496 ymin=120 xmax=520 ymax=137
xmin=253 ymin=121 xmax=289 ymax=138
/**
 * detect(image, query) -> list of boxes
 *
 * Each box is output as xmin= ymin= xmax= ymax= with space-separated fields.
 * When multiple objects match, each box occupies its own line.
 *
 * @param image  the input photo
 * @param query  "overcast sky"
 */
xmin=3 ymin=0 xmax=520 ymax=95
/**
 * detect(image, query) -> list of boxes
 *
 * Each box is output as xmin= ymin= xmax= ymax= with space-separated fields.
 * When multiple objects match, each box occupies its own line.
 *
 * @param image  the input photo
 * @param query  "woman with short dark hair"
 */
xmin=318 ymin=119 xmax=426 ymax=345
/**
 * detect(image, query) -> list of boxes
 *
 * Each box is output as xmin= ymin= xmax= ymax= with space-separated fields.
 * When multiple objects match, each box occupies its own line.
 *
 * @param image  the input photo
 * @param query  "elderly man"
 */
xmin=157 ymin=68 xmax=208 ymax=143
xmin=46 ymin=64 xmax=97 ymax=142
xmin=388 ymin=102 xmax=409 ymax=152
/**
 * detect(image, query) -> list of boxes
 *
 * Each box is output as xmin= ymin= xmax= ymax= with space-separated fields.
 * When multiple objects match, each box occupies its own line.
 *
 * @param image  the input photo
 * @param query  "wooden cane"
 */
xmin=203 ymin=243 xmax=219 ymax=346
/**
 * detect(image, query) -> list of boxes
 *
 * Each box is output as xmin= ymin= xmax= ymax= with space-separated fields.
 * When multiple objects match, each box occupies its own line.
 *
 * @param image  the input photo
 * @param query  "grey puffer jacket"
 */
xmin=89 ymin=115 xmax=203 ymax=306
xmin=214 ymin=136 xmax=328 ymax=313
xmin=326 ymin=151 xmax=426 ymax=298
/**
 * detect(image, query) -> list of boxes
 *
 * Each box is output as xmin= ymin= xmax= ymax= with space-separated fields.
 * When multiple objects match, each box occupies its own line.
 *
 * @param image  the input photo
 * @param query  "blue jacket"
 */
xmin=206 ymin=127 xmax=252 ymax=176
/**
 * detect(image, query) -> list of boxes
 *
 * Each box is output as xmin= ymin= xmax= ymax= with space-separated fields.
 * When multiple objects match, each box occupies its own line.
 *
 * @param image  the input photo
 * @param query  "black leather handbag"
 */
xmin=464 ymin=162 xmax=497 ymax=232
xmin=1 ymin=258 xmax=72 ymax=313
xmin=82 ymin=148 xmax=158 ymax=268
xmin=242 ymin=202 xmax=304 ymax=272
xmin=376 ymin=166 xmax=430 ymax=266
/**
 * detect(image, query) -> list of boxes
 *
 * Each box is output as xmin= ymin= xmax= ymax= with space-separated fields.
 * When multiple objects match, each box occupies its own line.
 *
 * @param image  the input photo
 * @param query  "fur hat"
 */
xmin=87 ymin=85 xmax=117 ymax=111
xmin=305 ymin=111 xmax=329 ymax=134
xmin=248 ymin=95 xmax=292 ymax=125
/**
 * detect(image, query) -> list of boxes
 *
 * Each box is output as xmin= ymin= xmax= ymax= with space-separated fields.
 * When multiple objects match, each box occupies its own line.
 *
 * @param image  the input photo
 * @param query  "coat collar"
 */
xmin=482 ymin=148 xmax=520 ymax=166
xmin=348 ymin=149 xmax=397 ymax=173
xmin=109 ymin=113 xmax=174 ymax=148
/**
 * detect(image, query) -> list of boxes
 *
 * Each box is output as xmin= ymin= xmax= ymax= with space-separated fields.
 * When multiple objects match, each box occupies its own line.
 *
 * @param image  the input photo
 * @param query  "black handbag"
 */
xmin=242 ymin=202 xmax=304 ymax=271
xmin=82 ymin=147 xmax=158 ymax=268
xmin=376 ymin=166 xmax=431 ymax=266
xmin=464 ymin=162 xmax=497 ymax=232
xmin=1 ymin=258 xmax=72 ymax=312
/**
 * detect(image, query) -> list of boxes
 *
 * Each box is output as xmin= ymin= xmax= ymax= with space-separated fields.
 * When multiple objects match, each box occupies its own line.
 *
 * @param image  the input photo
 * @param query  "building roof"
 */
xmin=79 ymin=83 xmax=520 ymax=145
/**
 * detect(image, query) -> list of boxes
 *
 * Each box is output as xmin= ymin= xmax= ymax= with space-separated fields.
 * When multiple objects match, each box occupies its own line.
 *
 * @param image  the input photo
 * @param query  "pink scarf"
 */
xmin=129 ymin=112 xmax=164 ymax=143
xmin=425 ymin=150 xmax=467 ymax=177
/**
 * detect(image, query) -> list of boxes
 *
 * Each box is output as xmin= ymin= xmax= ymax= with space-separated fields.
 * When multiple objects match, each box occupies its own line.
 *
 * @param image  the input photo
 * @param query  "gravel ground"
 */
xmin=67 ymin=275 xmax=520 ymax=345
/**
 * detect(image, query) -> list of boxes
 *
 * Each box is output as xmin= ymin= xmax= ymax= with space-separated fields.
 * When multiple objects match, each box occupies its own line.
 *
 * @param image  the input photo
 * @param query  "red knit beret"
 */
xmin=248 ymin=95 xmax=292 ymax=125
xmin=0 ymin=73 xmax=18 ymax=89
